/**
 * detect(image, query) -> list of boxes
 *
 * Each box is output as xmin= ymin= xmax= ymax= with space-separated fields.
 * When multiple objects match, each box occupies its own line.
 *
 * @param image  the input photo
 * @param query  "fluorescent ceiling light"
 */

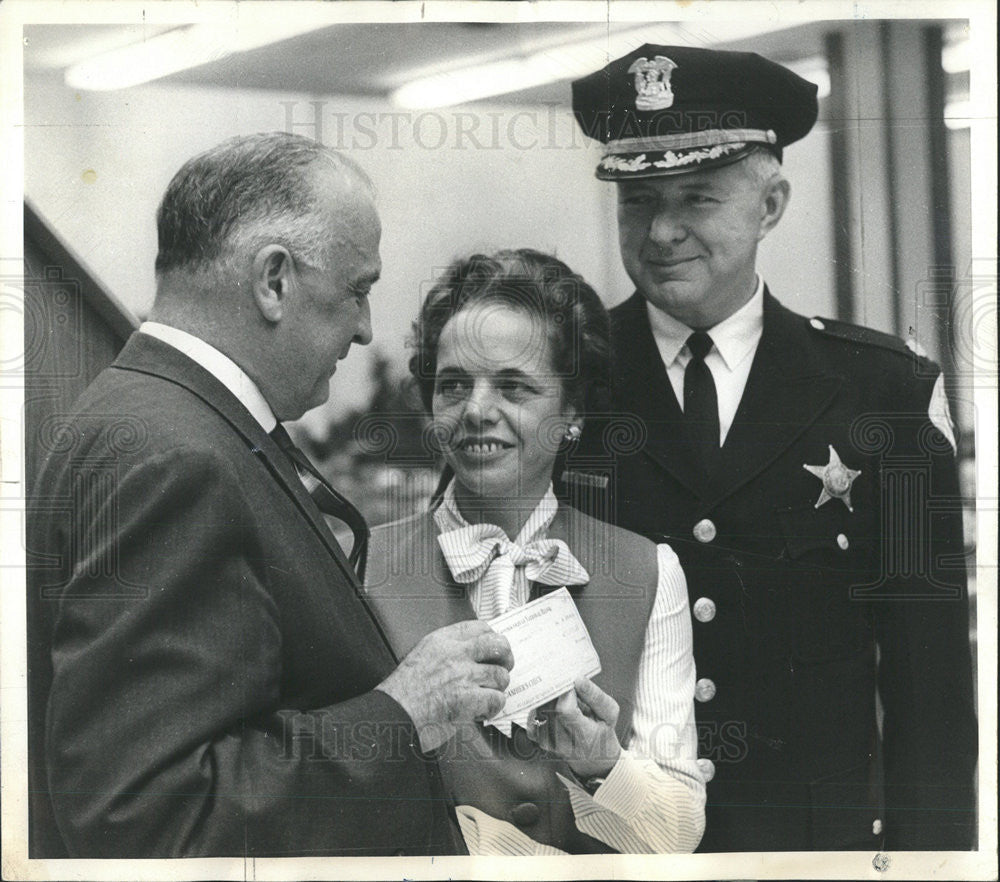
xmin=65 ymin=20 xmax=327 ymax=91
xmin=944 ymin=100 xmax=971 ymax=130
xmin=392 ymin=21 xmax=799 ymax=109
xmin=941 ymin=37 xmax=970 ymax=74
xmin=784 ymin=56 xmax=830 ymax=100
xmin=27 ymin=26 xmax=178 ymax=71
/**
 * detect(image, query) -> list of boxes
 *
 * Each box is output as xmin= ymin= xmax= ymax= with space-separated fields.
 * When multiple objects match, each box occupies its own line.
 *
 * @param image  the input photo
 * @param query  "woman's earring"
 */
xmin=564 ymin=425 xmax=582 ymax=442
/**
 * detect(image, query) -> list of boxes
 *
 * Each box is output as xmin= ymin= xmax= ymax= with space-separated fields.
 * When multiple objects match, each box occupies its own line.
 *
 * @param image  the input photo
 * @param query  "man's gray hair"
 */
xmin=154 ymin=132 xmax=372 ymax=275
xmin=741 ymin=146 xmax=783 ymax=187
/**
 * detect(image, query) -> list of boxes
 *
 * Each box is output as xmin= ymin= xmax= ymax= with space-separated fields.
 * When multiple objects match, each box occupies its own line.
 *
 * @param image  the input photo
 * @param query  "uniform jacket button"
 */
xmin=836 ymin=533 xmax=850 ymax=550
xmin=510 ymin=802 xmax=541 ymax=828
xmin=696 ymin=757 xmax=716 ymax=782
xmin=695 ymin=678 xmax=717 ymax=702
xmin=692 ymin=597 xmax=716 ymax=622
xmin=693 ymin=518 xmax=717 ymax=543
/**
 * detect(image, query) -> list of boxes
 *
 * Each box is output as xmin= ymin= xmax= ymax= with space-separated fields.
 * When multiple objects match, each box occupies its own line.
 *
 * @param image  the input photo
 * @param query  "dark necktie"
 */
xmin=269 ymin=423 xmax=369 ymax=581
xmin=683 ymin=331 xmax=720 ymax=473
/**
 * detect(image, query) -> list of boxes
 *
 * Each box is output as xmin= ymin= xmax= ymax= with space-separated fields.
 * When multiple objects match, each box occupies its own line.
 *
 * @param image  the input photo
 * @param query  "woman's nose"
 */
xmin=462 ymin=382 xmax=499 ymax=423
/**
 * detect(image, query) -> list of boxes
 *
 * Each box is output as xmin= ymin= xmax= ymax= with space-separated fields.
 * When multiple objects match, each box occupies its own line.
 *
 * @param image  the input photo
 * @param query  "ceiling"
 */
xmin=24 ymin=20 xmax=837 ymax=105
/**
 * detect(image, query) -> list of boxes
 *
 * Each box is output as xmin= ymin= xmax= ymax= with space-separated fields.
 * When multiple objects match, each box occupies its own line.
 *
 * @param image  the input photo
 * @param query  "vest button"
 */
xmin=693 ymin=518 xmax=717 ymax=543
xmin=510 ymin=802 xmax=541 ymax=828
xmin=510 ymin=727 xmax=539 ymax=758
xmin=692 ymin=597 xmax=716 ymax=622
xmin=695 ymin=677 xmax=717 ymax=702
xmin=696 ymin=757 xmax=716 ymax=782
xmin=837 ymin=533 xmax=850 ymax=550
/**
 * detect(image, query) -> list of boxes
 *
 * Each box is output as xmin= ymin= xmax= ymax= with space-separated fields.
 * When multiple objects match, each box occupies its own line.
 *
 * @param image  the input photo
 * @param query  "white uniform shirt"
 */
xmin=646 ymin=276 xmax=765 ymax=446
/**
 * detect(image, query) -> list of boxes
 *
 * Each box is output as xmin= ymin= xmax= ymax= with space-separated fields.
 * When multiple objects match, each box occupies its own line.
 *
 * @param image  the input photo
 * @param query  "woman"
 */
xmin=366 ymin=249 xmax=705 ymax=855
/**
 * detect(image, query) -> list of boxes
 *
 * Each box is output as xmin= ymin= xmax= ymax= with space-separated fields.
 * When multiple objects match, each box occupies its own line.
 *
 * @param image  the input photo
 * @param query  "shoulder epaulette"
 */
xmin=805 ymin=315 xmax=922 ymax=359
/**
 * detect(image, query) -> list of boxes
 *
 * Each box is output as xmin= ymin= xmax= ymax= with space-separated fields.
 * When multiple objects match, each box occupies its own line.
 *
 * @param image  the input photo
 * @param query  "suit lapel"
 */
xmin=611 ymin=293 xmax=703 ymax=496
xmin=111 ymin=333 xmax=359 ymax=583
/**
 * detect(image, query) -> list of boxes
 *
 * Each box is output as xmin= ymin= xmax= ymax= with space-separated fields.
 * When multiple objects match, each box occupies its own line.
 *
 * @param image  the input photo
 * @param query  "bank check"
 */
xmin=487 ymin=587 xmax=601 ymax=730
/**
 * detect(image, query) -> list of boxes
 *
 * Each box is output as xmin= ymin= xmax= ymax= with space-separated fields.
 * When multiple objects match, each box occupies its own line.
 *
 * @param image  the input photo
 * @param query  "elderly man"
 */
xmin=27 ymin=132 xmax=512 ymax=857
xmin=564 ymin=46 xmax=977 ymax=851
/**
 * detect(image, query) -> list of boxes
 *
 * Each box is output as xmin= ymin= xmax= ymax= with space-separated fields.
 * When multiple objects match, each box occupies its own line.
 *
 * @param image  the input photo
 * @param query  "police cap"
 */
xmin=572 ymin=44 xmax=819 ymax=180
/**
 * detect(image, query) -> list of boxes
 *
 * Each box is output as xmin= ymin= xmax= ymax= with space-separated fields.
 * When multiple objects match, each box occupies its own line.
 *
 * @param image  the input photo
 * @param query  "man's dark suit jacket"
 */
xmin=27 ymin=332 xmax=461 ymax=857
xmin=565 ymin=290 xmax=978 ymax=852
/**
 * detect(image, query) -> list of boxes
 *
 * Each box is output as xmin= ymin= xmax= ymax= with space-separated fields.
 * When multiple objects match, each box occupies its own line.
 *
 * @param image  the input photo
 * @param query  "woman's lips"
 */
xmin=458 ymin=438 xmax=513 ymax=449
xmin=453 ymin=438 xmax=515 ymax=459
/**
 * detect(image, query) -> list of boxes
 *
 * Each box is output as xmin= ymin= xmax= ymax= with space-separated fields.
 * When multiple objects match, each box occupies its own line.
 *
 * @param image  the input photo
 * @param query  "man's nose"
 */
xmin=648 ymin=206 xmax=687 ymax=246
xmin=354 ymin=298 xmax=373 ymax=346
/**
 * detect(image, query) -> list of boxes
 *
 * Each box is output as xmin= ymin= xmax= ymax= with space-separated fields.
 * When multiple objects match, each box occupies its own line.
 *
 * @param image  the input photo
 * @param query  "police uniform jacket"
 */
xmin=566 ymin=289 xmax=977 ymax=852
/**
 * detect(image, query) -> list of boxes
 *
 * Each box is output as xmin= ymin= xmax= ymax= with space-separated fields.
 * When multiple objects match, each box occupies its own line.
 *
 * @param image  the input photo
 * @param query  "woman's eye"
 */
xmin=435 ymin=378 xmax=467 ymax=396
xmin=498 ymin=379 xmax=534 ymax=398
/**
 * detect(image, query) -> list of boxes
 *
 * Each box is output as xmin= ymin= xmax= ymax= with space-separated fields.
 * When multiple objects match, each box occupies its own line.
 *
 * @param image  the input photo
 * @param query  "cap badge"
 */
xmin=627 ymin=55 xmax=678 ymax=110
xmin=803 ymin=445 xmax=862 ymax=512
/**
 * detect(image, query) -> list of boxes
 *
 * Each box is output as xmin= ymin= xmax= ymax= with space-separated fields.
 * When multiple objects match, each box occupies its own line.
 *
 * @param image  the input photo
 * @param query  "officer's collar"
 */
xmin=645 ymin=275 xmax=764 ymax=371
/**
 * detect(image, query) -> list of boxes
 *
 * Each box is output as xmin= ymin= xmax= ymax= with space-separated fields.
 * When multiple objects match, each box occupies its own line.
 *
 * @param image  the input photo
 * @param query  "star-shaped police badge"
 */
xmin=803 ymin=445 xmax=861 ymax=512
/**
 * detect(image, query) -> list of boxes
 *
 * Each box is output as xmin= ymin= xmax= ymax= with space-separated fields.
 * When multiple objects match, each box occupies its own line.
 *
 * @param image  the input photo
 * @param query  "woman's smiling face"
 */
xmin=432 ymin=301 xmax=577 ymax=507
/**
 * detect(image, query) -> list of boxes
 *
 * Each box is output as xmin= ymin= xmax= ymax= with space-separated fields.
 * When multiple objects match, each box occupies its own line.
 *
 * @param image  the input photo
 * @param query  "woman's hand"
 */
xmin=526 ymin=677 xmax=622 ymax=779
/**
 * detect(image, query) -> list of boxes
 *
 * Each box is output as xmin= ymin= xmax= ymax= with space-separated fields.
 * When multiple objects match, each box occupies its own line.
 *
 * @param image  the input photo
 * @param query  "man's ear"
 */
xmin=757 ymin=177 xmax=791 ymax=241
xmin=252 ymin=244 xmax=294 ymax=324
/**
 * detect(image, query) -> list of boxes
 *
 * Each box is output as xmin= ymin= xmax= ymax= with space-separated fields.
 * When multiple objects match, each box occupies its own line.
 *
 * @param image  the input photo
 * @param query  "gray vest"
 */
xmin=366 ymin=505 xmax=658 ymax=852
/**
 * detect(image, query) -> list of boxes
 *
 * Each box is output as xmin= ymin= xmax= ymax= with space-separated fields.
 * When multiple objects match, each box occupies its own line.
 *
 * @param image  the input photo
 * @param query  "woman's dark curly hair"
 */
xmin=409 ymin=249 xmax=610 ymax=418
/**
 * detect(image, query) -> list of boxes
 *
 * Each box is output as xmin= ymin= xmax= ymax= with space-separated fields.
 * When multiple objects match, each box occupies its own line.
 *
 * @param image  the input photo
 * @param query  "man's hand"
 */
xmin=526 ymin=677 xmax=622 ymax=779
xmin=377 ymin=619 xmax=514 ymax=751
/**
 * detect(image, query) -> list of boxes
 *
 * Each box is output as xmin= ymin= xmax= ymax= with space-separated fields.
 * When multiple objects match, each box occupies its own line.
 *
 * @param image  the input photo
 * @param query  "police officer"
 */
xmin=563 ymin=45 xmax=977 ymax=852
